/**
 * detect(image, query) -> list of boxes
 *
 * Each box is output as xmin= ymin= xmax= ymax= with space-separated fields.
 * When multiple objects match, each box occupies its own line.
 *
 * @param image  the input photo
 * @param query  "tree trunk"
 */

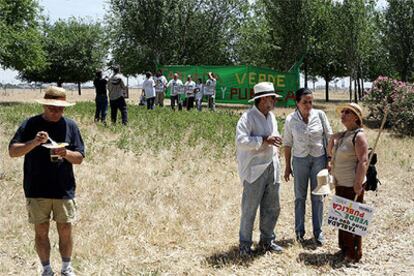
xmin=354 ymin=79 xmax=358 ymax=103
xmin=57 ymin=81 xmax=63 ymax=87
xmin=78 ymin=82 xmax=81 ymax=95
xmin=325 ymin=79 xmax=329 ymax=102
xmin=357 ymin=77 xmax=361 ymax=100
xmin=361 ymin=79 xmax=365 ymax=97
xmin=313 ymin=79 xmax=316 ymax=92
xmin=304 ymin=61 xmax=308 ymax=89
xmin=349 ymin=76 xmax=352 ymax=103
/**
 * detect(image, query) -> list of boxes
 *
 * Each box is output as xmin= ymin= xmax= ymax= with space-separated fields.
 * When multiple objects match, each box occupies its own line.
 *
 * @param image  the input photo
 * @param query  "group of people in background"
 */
xmin=236 ymin=82 xmax=368 ymax=263
xmin=93 ymin=66 xmax=218 ymax=126
xmin=143 ymin=70 xmax=217 ymax=111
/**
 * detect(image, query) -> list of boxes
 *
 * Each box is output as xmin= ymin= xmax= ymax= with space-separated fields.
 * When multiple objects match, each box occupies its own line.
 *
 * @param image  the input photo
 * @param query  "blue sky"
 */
xmin=0 ymin=0 xmax=107 ymax=84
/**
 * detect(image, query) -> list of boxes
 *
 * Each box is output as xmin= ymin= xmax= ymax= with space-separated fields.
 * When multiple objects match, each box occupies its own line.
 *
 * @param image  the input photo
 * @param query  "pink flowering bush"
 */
xmin=364 ymin=76 xmax=414 ymax=136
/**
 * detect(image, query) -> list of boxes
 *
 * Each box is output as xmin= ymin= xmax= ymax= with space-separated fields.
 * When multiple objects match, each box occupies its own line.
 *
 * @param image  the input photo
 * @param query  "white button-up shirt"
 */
xmin=236 ymin=106 xmax=281 ymax=184
xmin=283 ymin=109 xmax=332 ymax=158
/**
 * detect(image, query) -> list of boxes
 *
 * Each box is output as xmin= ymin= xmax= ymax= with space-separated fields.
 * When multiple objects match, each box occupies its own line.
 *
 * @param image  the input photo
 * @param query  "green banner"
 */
xmin=158 ymin=65 xmax=298 ymax=107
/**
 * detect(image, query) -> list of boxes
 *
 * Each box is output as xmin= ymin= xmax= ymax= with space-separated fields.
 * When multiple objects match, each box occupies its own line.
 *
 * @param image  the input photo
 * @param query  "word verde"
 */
xmin=235 ymin=73 xmax=286 ymax=87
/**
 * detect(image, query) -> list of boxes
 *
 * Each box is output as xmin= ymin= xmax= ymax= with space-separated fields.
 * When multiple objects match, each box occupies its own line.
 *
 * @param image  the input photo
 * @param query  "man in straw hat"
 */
xmin=9 ymin=86 xmax=85 ymax=276
xmin=236 ymin=82 xmax=284 ymax=257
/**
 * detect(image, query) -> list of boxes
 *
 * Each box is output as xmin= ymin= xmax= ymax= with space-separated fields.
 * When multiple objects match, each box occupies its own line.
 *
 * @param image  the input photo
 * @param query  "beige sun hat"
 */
xmin=36 ymin=86 xmax=75 ymax=107
xmin=312 ymin=169 xmax=333 ymax=196
xmin=335 ymin=102 xmax=363 ymax=122
xmin=248 ymin=82 xmax=283 ymax=102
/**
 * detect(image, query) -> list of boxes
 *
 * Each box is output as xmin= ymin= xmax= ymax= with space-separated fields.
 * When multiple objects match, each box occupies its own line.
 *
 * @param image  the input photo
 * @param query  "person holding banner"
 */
xmin=283 ymin=88 xmax=332 ymax=246
xmin=205 ymin=72 xmax=216 ymax=111
xmin=328 ymin=102 xmax=368 ymax=263
xmin=167 ymin=73 xmax=183 ymax=111
xmin=154 ymin=70 xmax=167 ymax=107
xmin=184 ymin=75 xmax=196 ymax=110
xmin=195 ymin=78 xmax=204 ymax=111
xmin=236 ymin=82 xmax=284 ymax=257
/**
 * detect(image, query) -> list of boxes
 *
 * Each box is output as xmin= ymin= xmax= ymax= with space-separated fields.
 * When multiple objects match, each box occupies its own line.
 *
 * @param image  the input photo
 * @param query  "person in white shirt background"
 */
xmin=205 ymin=72 xmax=216 ymax=111
xmin=143 ymin=72 xmax=156 ymax=110
xmin=167 ymin=73 xmax=183 ymax=111
xmin=195 ymin=78 xmax=204 ymax=111
xmin=154 ymin=70 xmax=167 ymax=107
xmin=283 ymin=88 xmax=332 ymax=246
xmin=184 ymin=75 xmax=196 ymax=111
xmin=236 ymin=82 xmax=284 ymax=257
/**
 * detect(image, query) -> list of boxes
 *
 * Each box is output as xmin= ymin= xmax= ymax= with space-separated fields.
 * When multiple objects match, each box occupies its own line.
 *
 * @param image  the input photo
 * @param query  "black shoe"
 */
xmin=239 ymin=246 xmax=253 ymax=258
xmin=258 ymin=240 xmax=283 ymax=253
xmin=296 ymin=235 xmax=305 ymax=243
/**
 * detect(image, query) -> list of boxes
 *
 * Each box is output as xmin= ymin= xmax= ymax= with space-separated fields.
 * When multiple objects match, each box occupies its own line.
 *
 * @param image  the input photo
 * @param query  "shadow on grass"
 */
xmin=0 ymin=101 xmax=27 ymax=107
xmin=298 ymin=251 xmax=350 ymax=269
xmin=204 ymin=239 xmax=295 ymax=269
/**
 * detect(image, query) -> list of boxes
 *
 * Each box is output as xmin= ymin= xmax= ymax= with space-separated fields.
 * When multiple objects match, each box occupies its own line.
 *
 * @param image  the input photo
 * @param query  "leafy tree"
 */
xmin=0 ymin=0 xmax=45 ymax=71
xmin=308 ymin=0 xmax=346 ymax=101
xmin=107 ymin=0 xmax=248 ymax=75
xmin=21 ymin=18 xmax=108 ymax=94
xmin=264 ymin=0 xmax=313 ymax=80
xmin=233 ymin=0 xmax=277 ymax=67
xmin=384 ymin=0 xmax=414 ymax=82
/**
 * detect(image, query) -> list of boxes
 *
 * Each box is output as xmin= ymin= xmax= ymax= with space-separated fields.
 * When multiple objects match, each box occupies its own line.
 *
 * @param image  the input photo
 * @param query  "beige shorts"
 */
xmin=26 ymin=198 xmax=77 ymax=224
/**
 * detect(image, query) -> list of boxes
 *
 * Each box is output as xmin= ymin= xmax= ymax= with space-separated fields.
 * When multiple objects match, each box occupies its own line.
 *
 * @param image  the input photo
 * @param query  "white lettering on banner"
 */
xmin=221 ymin=87 xmax=227 ymax=99
xmin=327 ymin=195 xmax=374 ymax=237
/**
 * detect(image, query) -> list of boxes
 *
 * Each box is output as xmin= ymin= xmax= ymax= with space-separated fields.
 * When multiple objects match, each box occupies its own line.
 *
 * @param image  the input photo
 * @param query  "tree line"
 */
xmin=0 ymin=0 xmax=413 ymax=99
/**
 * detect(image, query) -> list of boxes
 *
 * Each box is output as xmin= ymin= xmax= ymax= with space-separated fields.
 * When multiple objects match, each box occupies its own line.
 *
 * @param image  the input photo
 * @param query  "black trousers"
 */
xmin=110 ymin=97 xmax=128 ymax=125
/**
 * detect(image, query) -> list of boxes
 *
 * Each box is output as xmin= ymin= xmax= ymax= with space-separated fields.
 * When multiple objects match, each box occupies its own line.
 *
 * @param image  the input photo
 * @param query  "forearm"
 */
xmin=9 ymin=141 xmax=38 ymax=157
xmin=63 ymin=150 xmax=84 ymax=165
xmin=354 ymin=161 xmax=368 ymax=187
xmin=284 ymin=146 xmax=292 ymax=168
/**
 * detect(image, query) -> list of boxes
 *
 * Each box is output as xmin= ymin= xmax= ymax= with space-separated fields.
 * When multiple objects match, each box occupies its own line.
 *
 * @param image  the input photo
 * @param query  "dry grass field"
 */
xmin=0 ymin=89 xmax=413 ymax=275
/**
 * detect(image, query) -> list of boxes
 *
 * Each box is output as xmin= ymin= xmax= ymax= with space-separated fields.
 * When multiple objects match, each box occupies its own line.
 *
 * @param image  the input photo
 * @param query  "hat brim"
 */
xmin=36 ymin=99 xmax=75 ymax=107
xmin=336 ymin=105 xmax=363 ymax=122
xmin=312 ymin=185 xmax=331 ymax=196
xmin=248 ymin=92 xmax=283 ymax=102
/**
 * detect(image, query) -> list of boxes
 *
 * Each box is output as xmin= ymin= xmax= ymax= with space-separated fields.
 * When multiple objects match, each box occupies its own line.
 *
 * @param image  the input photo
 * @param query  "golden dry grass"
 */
xmin=0 ymin=89 xmax=413 ymax=275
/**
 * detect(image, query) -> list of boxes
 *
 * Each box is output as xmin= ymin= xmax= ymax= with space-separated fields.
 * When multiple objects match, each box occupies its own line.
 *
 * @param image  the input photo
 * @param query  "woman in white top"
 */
xmin=283 ymin=88 xmax=332 ymax=245
xmin=195 ymin=78 xmax=203 ymax=111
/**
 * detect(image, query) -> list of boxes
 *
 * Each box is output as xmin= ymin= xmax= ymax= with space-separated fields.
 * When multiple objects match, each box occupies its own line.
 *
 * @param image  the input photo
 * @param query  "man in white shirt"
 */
xmin=205 ymin=72 xmax=216 ymax=111
xmin=236 ymin=82 xmax=284 ymax=257
xmin=167 ymin=73 xmax=183 ymax=111
xmin=143 ymin=72 xmax=156 ymax=110
xmin=154 ymin=70 xmax=167 ymax=107
xmin=184 ymin=75 xmax=196 ymax=110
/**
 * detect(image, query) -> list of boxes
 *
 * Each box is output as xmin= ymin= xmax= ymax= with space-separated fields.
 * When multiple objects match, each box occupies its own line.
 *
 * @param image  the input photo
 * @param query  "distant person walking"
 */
xmin=107 ymin=66 xmax=128 ymax=125
xmin=154 ymin=70 xmax=167 ymax=107
xmin=167 ymin=73 xmax=183 ymax=111
xmin=143 ymin=72 xmax=156 ymax=110
xmin=93 ymin=69 xmax=108 ymax=123
xmin=236 ymin=82 xmax=284 ymax=257
xmin=9 ymin=86 xmax=85 ymax=276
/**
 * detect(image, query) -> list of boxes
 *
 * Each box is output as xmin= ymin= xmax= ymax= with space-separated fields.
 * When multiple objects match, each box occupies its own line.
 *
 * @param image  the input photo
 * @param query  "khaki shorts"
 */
xmin=26 ymin=198 xmax=77 ymax=224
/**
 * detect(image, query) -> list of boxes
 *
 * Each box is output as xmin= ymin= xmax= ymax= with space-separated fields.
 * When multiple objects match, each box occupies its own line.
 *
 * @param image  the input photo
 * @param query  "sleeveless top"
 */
xmin=331 ymin=129 xmax=362 ymax=187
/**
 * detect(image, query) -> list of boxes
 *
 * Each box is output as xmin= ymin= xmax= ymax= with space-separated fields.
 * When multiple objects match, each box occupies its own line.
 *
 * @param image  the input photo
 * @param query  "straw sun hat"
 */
xmin=36 ymin=86 xmax=75 ymax=107
xmin=335 ymin=102 xmax=363 ymax=122
xmin=248 ymin=82 xmax=283 ymax=102
xmin=312 ymin=169 xmax=333 ymax=196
